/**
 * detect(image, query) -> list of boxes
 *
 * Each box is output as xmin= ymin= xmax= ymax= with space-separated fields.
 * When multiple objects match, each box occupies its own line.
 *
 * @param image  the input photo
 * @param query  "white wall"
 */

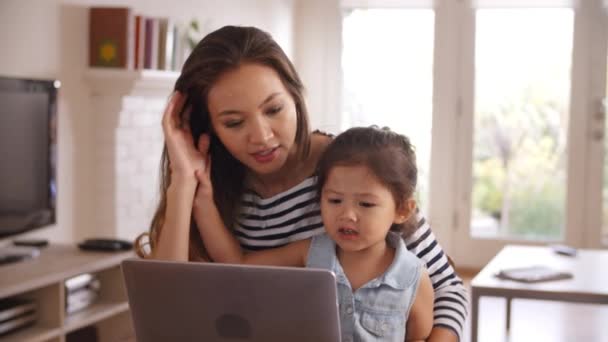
xmin=0 ymin=0 xmax=295 ymax=243
xmin=293 ymin=0 xmax=343 ymax=134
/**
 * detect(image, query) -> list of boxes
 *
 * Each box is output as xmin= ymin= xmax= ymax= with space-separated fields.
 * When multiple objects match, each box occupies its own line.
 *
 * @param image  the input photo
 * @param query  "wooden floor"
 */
xmin=459 ymin=270 xmax=608 ymax=342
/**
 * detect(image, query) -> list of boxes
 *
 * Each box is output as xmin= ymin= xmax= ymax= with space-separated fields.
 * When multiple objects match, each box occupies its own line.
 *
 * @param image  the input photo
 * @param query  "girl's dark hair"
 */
xmin=316 ymin=126 xmax=419 ymax=238
xmin=136 ymin=26 xmax=311 ymax=259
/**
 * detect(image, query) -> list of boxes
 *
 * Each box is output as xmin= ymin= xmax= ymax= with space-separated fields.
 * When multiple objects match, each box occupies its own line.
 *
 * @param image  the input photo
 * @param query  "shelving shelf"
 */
xmin=63 ymin=300 xmax=129 ymax=333
xmin=84 ymin=67 xmax=179 ymax=96
xmin=0 ymin=244 xmax=135 ymax=342
xmin=2 ymin=324 xmax=61 ymax=342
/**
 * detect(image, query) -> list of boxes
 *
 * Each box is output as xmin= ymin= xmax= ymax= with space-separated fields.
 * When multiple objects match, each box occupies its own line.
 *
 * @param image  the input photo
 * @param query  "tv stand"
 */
xmin=0 ymin=243 xmax=134 ymax=341
xmin=0 ymin=245 xmax=40 ymax=266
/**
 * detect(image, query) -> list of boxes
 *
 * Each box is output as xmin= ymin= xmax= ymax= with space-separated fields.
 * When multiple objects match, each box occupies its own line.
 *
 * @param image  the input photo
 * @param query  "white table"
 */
xmin=470 ymin=245 xmax=608 ymax=342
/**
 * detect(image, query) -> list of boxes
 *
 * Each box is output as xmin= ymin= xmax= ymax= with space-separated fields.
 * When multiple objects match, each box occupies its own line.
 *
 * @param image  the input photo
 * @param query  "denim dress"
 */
xmin=306 ymin=232 xmax=422 ymax=342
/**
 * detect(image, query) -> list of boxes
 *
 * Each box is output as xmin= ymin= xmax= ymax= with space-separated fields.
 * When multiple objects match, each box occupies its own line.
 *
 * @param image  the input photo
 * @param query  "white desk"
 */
xmin=470 ymin=245 xmax=608 ymax=342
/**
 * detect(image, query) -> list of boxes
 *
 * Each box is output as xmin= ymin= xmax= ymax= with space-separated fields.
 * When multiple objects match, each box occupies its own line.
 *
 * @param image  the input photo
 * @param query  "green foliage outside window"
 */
xmin=472 ymin=86 xmax=566 ymax=239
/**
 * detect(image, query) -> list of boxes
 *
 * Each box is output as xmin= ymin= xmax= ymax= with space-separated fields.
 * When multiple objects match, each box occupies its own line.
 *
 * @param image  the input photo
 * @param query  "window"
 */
xmin=338 ymin=0 xmax=607 ymax=267
xmin=604 ymin=81 xmax=608 ymax=244
xmin=470 ymin=8 xmax=574 ymax=240
xmin=342 ymin=8 xmax=434 ymax=210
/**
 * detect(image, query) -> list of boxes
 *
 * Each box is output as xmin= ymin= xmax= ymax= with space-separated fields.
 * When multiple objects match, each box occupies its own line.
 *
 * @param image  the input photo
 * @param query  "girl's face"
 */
xmin=207 ymin=63 xmax=298 ymax=176
xmin=321 ymin=164 xmax=410 ymax=253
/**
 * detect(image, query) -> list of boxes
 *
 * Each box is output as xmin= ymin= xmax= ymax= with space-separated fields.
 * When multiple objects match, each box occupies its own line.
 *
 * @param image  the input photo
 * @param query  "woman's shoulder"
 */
xmin=312 ymin=129 xmax=335 ymax=139
xmin=311 ymin=130 xmax=334 ymax=147
xmin=309 ymin=130 xmax=334 ymax=161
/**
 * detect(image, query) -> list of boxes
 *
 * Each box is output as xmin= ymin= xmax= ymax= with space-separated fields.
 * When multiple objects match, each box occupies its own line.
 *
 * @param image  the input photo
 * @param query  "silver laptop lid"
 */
xmin=122 ymin=259 xmax=341 ymax=342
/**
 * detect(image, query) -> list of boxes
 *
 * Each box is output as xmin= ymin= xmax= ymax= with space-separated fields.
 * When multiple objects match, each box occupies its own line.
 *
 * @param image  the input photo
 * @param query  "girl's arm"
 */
xmin=405 ymin=268 xmax=434 ymax=341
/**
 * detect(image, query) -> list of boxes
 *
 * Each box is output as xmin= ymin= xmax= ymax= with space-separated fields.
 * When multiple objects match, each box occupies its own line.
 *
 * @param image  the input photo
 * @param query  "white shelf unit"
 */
xmin=0 ymin=244 xmax=135 ymax=342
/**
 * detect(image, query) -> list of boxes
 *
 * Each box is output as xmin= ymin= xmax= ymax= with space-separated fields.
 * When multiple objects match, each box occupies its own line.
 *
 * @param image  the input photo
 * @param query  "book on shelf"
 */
xmin=65 ymin=273 xmax=100 ymax=293
xmin=88 ymin=6 xmax=182 ymax=71
xmin=144 ymin=17 xmax=160 ymax=69
xmin=64 ymin=273 xmax=101 ymax=314
xmin=0 ymin=298 xmax=36 ymax=323
xmin=170 ymin=24 xmax=182 ymax=70
xmin=89 ymin=7 xmax=135 ymax=69
xmin=0 ymin=311 xmax=37 ymax=336
xmin=163 ymin=19 xmax=177 ymax=71
xmin=157 ymin=18 xmax=168 ymax=71
xmin=68 ymin=287 xmax=98 ymax=305
xmin=66 ymin=288 xmax=99 ymax=315
xmin=134 ymin=15 xmax=146 ymax=69
xmin=0 ymin=298 xmax=37 ymax=336
xmin=65 ymin=273 xmax=94 ymax=292
xmin=155 ymin=18 xmax=178 ymax=71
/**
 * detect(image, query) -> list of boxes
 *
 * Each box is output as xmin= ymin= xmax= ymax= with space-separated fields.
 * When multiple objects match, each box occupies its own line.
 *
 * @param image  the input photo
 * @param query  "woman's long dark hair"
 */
xmin=136 ymin=26 xmax=311 ymax=259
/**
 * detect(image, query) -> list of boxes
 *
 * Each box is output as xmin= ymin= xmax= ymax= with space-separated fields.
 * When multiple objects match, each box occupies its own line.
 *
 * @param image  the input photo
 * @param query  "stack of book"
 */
xmin=89 ymin=7 xmax=181 ymax=71
xmin=65 ymin=273 xmax=100 ymax=315
xmin=0 ymin=298 xmax=37 ymax=336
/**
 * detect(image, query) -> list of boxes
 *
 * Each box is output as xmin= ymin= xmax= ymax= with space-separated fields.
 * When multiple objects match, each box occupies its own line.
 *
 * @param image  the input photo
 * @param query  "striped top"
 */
xmin=235 ymin=176 xmax=468 ymax=340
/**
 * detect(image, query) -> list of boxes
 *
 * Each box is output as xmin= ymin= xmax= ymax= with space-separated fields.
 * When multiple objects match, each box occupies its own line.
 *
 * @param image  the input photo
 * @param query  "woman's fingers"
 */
xmin=195 ymin=161 xmax=212 ymax=191
xmin=205 ymin=155 xmax=212 ymax=178
xmin=162 ymin=92 xmax=187 ymax=134
xmin=197 ymin=134 xmax=210 ymax=155
xmin=194 ymin=150 xmax=212 ymax=183
xmin=182 ymin=105 xmax=193 ymax=132
xmin=195 ymin=168 xmax=205 ymax=183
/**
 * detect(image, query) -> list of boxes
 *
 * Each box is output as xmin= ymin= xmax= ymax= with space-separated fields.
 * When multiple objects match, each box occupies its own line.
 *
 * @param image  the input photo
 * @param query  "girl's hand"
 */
xmin=162 ymin=92 xmax=210 ymax=182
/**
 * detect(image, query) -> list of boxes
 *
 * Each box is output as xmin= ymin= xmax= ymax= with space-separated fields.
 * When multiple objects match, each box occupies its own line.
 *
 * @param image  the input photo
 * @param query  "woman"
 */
xmin=137 ymin=25 xmax=467 ymax=341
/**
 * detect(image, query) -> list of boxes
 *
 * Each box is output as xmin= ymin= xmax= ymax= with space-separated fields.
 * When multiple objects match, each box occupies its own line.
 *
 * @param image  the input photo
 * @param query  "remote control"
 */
xmin=13 ymin=238 xmax=49 ymax=247
xmin=78 ymin=238 xmax=133 ymax=252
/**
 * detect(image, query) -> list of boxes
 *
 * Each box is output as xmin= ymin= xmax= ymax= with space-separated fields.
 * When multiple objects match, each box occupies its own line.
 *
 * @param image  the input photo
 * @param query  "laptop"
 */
xmin=122 ymin=259 xmax=341 ymax=342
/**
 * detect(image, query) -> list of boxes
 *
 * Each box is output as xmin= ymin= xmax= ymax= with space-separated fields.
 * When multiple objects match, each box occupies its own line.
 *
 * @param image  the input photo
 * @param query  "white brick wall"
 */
xmin=86 ymin=69 xmax=177 ymax=240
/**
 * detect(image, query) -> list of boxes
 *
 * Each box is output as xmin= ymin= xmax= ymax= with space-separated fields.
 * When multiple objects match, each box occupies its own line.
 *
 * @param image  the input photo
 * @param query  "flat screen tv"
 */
xmin=0 ymin=76 xmax=58 ymax=239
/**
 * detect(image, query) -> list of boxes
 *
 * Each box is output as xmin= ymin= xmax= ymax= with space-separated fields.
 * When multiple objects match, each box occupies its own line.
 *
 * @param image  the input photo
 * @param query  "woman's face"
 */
xmin=207 ymin=63 xmax=298 ymax=176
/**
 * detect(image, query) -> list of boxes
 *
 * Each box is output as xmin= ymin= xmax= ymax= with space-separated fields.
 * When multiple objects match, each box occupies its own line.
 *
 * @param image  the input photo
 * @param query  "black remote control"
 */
xmin=13 ymin=239 xmax=49 ymax=247
xmin=78 ymin=238 xmax=133 ymax=252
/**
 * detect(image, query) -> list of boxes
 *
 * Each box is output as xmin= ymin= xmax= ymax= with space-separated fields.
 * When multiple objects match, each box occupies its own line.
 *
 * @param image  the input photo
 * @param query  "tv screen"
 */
xmin=0 ymin=77 xmax=58 ymax=238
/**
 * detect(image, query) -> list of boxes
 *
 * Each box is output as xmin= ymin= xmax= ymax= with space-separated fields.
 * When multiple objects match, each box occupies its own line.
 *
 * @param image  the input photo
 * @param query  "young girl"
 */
xmin=140 ymin=26 xmax=466 ymax=341
xmin=196 ymin=126 xmax=434 ymax=342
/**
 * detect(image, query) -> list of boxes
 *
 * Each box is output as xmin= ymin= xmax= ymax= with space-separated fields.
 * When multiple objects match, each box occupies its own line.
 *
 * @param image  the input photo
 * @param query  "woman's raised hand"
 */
xmin=162 ymin=92 xmax=210 ymax=182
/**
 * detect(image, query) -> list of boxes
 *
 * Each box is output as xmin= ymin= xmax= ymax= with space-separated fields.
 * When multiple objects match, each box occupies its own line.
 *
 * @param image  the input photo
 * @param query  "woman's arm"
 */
xmin=405 ymin=268 xmax=434 ymax=341
xmin=152 ymin=176 xmax=197 ymax=261
xmin=403 ymin=212 xmax=469 ymax=342
xmin=152 ymin=92 xmax=207 ymax=261
xmin=193 ymin=194 xmax=247 ymax=263
xmin=195 ymin=198 xmax=309 ymax=266
xmin=193 ymin=166 xmax=310 ymax=267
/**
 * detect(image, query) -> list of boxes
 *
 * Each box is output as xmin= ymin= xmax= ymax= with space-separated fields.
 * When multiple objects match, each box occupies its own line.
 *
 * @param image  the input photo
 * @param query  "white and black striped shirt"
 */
xmin=235 ymin=176 xmax=468 ymax=340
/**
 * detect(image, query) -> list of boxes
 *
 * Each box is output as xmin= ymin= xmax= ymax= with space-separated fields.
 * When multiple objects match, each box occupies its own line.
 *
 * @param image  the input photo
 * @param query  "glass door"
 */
xmin=470 ymin=8 xmax=573 ymax=241
xmin=453 ymin=1 xmax=582 ymax=266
